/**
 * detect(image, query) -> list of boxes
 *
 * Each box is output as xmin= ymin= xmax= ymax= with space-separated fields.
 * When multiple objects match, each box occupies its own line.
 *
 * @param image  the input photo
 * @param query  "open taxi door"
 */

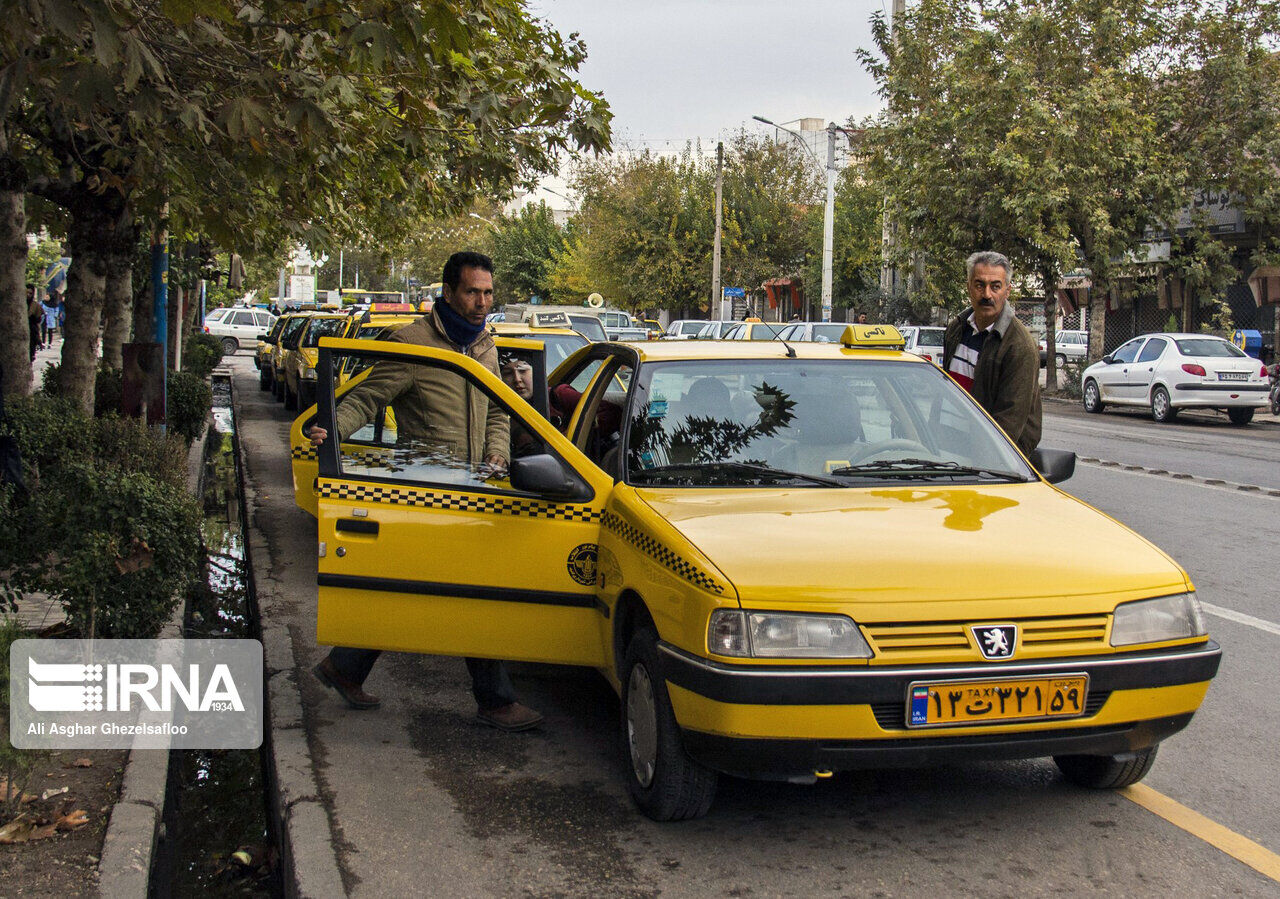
xmin=291 ymin=336 xmax=548 ymax=517
xmin=307 ymin=337 xmax=613 ymax=667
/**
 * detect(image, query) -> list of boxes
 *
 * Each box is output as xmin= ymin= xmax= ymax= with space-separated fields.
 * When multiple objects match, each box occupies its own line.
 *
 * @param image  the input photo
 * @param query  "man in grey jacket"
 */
xmin=308 ymin=251 xmax=542 ymax=732
xmin=941 ymin=251 xmax=1042 ymax=456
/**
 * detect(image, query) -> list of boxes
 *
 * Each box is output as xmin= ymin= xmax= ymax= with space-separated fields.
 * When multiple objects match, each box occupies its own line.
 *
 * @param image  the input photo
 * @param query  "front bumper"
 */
xmin=659 ymin=640 xmax=1220 ymax=778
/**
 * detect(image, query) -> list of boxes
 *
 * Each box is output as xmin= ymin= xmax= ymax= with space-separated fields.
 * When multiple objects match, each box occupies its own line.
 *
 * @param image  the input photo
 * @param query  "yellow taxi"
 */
xmin=292 ymin=324 xmax=1220 ymax=821
xmin=268 ymin=312 xmax=312 ymax=403
xmin=281 ymin=312 xmax=353 ymax=411
xmin=489 ymin=319 xmax=589 ymax=371
xmin=256 ymin=316 xmax=286 ymax=391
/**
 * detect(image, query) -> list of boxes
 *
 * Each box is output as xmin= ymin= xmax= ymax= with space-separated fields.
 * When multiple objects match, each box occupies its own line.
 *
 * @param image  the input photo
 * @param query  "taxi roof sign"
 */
xmin=368 ymin=302 xmax=414 ymax=312
xmin=840 ymin=324 xmax=906 ymax=349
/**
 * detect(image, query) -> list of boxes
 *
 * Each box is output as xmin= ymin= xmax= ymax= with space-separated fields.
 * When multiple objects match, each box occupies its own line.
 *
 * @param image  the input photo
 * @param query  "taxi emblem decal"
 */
xmin=566 ymin=544 xmax=598 ymax=586
xmin=972 ymin=624 xmax=1017 ymax=660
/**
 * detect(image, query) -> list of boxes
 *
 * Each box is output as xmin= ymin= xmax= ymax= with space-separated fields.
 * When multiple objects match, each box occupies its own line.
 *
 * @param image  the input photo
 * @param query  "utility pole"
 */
xmin=712 ymin=141 xmax=723 ymax=317
xmin=880 ymin=0 xmax=909 ymax=302
xmin=150 ymin=203 xmax=169 ymax=432
xmin=821 ymin=124 xmax=837 ymax=322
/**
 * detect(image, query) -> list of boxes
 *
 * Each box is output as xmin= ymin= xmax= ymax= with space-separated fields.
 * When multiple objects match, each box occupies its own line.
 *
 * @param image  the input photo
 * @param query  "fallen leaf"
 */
xmin=0 ymin=817 xmax=33 ymax=844
xmin=40 ymin=786 xmax=69 ymax=801
xmin=20 ymin=793 xmax=38 ymax=804
xmin=69 ymin=759 xmax=93 ymax=768
xmin=29 ymin=824 xmax=57 ymax=841
xmin=56 ymin=810 xmax=89 ymax=831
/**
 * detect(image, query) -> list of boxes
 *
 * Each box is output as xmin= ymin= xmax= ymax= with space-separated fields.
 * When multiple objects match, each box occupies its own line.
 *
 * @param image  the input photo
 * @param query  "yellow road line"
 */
xmin=1122 ymin=783 xmax=1280 ymax=883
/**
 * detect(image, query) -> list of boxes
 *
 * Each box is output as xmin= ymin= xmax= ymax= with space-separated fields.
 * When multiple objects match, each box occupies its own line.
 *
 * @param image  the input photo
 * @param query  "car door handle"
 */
xmin=336 ymin=518 xmax=379 ymax=536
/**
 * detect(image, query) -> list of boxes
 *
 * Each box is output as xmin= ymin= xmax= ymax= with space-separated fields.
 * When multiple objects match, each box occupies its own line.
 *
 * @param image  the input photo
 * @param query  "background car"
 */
xmin=664 ymin=319 xmax=713 ymax=339
xmin=1080 ymin=332 xmax=1270 ymax=424
xmin=256 ymin=317 xmax=286 ymax=390
xmin=778 ymin=321 xmax=854 ymax=343
xmin=1039 ymin=329 xmax=1088 ymax=367
xmin=203 ymin=306 xmax=276 ymax=355
xmin=897 ymin=324 xmax=946 ymax=363
xmin=723 ymin=320 xmax=790 ymax=341
xmin=269 ymin=313 xmax=311 ymax=403
xmin=693 ymin=320 xmax=740 ymax=339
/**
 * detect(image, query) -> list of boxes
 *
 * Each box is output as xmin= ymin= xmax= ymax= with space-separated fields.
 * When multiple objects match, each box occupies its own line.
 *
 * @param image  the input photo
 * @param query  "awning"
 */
xmin=1247 ymin=266 xmax=1280 ymax=306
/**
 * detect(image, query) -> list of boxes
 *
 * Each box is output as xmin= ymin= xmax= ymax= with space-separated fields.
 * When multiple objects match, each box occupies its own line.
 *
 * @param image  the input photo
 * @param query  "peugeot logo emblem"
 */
xmin=972 ymin=624 xmax=1017 ymax=660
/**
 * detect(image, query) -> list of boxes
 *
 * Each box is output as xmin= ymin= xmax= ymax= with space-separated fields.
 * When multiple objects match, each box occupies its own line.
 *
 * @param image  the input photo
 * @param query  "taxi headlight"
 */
xmin=302 ymin=365 xmax=316 ymax=380
xmin=1111 ymin=592 xmax=1207 ymax=646
xmin=707 ymin=610 xmax=872 ymax=659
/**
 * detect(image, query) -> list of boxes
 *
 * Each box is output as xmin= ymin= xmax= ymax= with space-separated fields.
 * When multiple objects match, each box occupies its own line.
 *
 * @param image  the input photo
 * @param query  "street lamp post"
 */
xmin=753 ymin=115 xmax=839 ymax=322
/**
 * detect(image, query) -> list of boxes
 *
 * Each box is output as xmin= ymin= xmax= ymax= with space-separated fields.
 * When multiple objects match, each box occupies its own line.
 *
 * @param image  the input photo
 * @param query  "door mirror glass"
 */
xmin=509 ymin=454 xmax=580 ymax=498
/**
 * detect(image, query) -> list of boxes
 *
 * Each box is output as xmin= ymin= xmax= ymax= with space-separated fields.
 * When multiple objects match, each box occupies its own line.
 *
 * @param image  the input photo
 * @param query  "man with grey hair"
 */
xmin=941 ymin=251 xmax=1042 ymax=455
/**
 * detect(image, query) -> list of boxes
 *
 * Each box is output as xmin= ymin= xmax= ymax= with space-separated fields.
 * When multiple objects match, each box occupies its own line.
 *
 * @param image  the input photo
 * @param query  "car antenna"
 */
xmin=771 ymin=324 xmax=797 ymax=358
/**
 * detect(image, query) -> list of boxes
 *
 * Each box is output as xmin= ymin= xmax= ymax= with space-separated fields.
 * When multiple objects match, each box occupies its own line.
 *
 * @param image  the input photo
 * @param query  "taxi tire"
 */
xmin=622 ymin=627 xmax=717 ymax=821
xmin=284 ymin=382 xmax=298 ymax=411
xmin=259 ymin=366 xmax=272 ymax=391
xmin=1054 ymin=746 xmax=1157 ymax=789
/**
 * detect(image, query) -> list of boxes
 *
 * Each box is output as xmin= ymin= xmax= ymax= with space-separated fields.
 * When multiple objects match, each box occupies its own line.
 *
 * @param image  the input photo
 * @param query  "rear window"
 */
xmin=1175 ymin=338 xmax=1244 ymax=358
xmin=918 ymin=328 xmax=945 ymax=345
xmin=303 ymin=318 xmax=350 ymax=347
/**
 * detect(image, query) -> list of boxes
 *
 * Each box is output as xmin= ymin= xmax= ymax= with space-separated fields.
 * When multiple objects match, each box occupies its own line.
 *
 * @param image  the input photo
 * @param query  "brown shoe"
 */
xmin=476 ymin=702 xmax=543 ymax=732
xmin=313 ymin=659 xmax=381 ymax=710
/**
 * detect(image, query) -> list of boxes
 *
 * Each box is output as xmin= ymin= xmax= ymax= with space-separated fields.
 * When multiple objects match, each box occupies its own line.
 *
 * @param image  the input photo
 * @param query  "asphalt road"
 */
xmin=229 ymin=350 xmax=1280 ymax=897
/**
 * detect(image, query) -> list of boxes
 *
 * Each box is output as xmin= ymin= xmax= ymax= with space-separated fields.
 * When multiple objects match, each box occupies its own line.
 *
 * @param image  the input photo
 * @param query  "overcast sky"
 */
xmin=531 ymin=0 xmax=889 ymax=151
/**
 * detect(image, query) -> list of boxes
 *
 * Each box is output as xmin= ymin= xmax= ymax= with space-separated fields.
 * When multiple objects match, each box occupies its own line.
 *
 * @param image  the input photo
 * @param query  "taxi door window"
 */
xmin=326 ymin=349 xmax=552 ymax=492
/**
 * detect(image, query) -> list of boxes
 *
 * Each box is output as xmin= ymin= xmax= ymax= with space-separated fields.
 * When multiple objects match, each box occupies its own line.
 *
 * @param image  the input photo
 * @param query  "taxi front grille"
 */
xmin=863 ymin=615 xmax=1110 ymax=662
xmin=870 ymin=690 xmax=1111 ymax=731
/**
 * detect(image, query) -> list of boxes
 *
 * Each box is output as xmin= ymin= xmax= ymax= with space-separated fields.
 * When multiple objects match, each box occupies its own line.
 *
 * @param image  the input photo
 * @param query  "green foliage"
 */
xmin=0 ymin=616 xmax=47 ymax=818
xmin=166 ymin=370 xmax=211 ymax=445
xmin=0 ymin=396 xmax=201 ymax=640
xmin=38 ymin=364 xmax=124 ymax=418
xmin=491 ymin=203 xmax=568 ymax=304
xmin=24 ymin=234 xmax=64 ymax=290
xmin=184 ymin=332 xmax=224 ymax=380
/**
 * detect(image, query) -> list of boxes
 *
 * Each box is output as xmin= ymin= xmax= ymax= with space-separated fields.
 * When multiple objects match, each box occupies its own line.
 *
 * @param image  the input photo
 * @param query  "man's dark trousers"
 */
xmin=327 ymin=647 xmax=518 ymax=709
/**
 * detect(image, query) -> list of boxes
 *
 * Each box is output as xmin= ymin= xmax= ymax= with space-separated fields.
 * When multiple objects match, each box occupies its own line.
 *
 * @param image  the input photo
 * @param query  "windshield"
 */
xmin=567 ymin=315 xmax=607 ymax=342
xmin=809 ymin=323 xmax=848 ymax=343
xmin=1175 ymin=338 xmax=1245 ymax=358
xmin=303 ymin=317 xmax=350 ymax=347
xmin=280 ymin=316 xmax=309 ymax=348
xmin=624 ymin=360 xmax=1031 ymax=487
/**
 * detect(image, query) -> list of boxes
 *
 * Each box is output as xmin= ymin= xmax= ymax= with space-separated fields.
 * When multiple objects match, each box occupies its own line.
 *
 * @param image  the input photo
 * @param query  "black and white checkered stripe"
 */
xmin=316 ymin=482 xmax=601 ymax=523
xmin=602 ymin=510 xmax=725 ymax=594
xmin=291 ymin=446 xmax=317 ymax=461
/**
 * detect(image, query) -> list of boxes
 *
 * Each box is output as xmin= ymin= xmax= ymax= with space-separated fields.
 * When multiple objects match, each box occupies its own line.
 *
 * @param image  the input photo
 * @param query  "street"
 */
xmin=229 ymin=352 xmax=1280 ymax=897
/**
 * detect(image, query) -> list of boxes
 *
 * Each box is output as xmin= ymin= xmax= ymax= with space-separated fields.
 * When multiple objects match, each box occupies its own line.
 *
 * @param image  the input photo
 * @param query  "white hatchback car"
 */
xmin=204 ymin=306 xmax=276 ymax=355
xmin=1039 ymin=329 xmax=1089 ymax=367
xmin=664 ymin=319 xmax=713 ymax=339
xmin=1081 ymin=333 xmax=1270 ymax=425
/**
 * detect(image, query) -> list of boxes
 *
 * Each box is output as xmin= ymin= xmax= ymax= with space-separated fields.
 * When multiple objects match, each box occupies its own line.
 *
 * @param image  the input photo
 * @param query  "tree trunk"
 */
xmin=168 ymin=280 xmax=182 ymax=370
xmin=0 ymin=186 xmax=30 ymax=398
xmin=100 ymin=253 xmax=133 ymax=369
xmin=61 ymin=214 xmax=110 ymax=414
xmin=1042 ymin=268 xmax=1058 ymax=394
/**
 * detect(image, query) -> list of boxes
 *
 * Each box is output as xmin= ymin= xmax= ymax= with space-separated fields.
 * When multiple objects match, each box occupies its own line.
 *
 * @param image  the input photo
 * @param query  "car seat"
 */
xmin=779 ymin=396 xmax=864 ymax=474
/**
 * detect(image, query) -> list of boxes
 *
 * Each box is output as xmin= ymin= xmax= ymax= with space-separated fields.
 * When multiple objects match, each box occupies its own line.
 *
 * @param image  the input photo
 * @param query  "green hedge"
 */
xmin=0 ymin=396 xmax=202 ymax=638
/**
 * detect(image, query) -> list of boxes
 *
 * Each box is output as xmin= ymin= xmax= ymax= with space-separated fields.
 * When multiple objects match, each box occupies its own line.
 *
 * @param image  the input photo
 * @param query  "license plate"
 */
xmin=1218 ymin=372 xmax=1248 ymax=381
xmin=907 ymin=674 xmax=1089 ymax=728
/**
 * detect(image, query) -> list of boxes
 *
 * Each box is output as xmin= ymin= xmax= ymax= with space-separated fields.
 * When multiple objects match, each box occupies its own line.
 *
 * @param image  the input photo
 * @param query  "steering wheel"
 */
xmin=846 ymin=438 xmax=934 ymax=466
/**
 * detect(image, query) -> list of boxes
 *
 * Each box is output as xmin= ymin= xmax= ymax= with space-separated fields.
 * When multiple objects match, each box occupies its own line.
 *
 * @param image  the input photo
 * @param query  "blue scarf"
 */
xmin=435 ymin=296 xmax=484 ymax=348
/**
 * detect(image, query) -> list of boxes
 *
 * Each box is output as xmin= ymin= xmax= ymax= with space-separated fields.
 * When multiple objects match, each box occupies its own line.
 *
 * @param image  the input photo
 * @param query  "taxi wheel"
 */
xmin=284 ymin=383 xmax=298 ymax=411
xmin=1054 ymin=746 xmax=1157 ymax=789
xmin=259 ymin=366 xmax=271 ymax=392
xmin=622 ymin=627 xmax=717 ymax=821
xmin=1082 ymin=380 xmax=1104 ymax=413
xmin=1151 ymin=386 xmax=1177 ymax=422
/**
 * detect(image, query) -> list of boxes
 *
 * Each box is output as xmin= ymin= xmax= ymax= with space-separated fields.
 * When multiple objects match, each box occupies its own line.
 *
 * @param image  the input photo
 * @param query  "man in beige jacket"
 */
xmin=308 ymin=251 xmax=542 ymax=732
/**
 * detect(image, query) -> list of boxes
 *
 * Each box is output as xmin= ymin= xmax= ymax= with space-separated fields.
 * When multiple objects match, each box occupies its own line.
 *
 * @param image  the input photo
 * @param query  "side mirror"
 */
xmin=258 ymin=333 xmax=273 ymax=343
xmin=1028 ymin=447 xmax=1076 ymax=484
xmin=509 ymin=453 xmax=581 ymax=499
xmin=1101 ymin=354 xmax=1115 ymax=365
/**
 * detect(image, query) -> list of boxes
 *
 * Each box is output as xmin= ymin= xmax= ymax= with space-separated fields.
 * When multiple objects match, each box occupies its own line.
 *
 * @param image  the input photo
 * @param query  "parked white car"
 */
xmin=694 ymin=320 xmax=743 ymax=339
xmin=204 ymin=306 xmax=276 ymax=355
xmin=1080 ymin=332 xmax=1270 ymax=425
xmin=1039 ymin=329 xmax=1089 ymax=367
xmin=664 ymin=319 xmax=713 ymax=339
xmin=897 ymin=325 xmax=947 ymax=363
xmin=777 ymin=321 xmax=850 ymax=343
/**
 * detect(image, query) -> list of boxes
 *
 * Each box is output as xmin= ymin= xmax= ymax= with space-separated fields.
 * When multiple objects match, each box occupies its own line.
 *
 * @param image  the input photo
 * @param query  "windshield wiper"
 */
xmin=630 ymin=461 xmax=845 ymax=487
xmin=828 ymin=458 xmax=1028 ymax=482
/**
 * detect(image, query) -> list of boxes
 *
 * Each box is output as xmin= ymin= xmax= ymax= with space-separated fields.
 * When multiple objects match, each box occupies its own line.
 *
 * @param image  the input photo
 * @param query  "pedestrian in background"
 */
xmin=941 ymin=251 xmax=1042 ymax=455
xmin=26 ymin=284 xmax=42 ymax=359
xmin=41 ymin=292 xmax=60 ymax=343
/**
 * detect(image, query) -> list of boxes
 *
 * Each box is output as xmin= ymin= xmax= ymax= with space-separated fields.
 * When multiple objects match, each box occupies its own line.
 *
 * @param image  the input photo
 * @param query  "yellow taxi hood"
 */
xmin=632 ymin=484 xmax=1189 ymax=619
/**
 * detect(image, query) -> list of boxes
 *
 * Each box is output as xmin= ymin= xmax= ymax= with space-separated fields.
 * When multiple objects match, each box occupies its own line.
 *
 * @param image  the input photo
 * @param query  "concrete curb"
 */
xmin=95 ymin=419 xmax=203 ymax=897
xmin=235 ymin=371 xmax=346 ymax=898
